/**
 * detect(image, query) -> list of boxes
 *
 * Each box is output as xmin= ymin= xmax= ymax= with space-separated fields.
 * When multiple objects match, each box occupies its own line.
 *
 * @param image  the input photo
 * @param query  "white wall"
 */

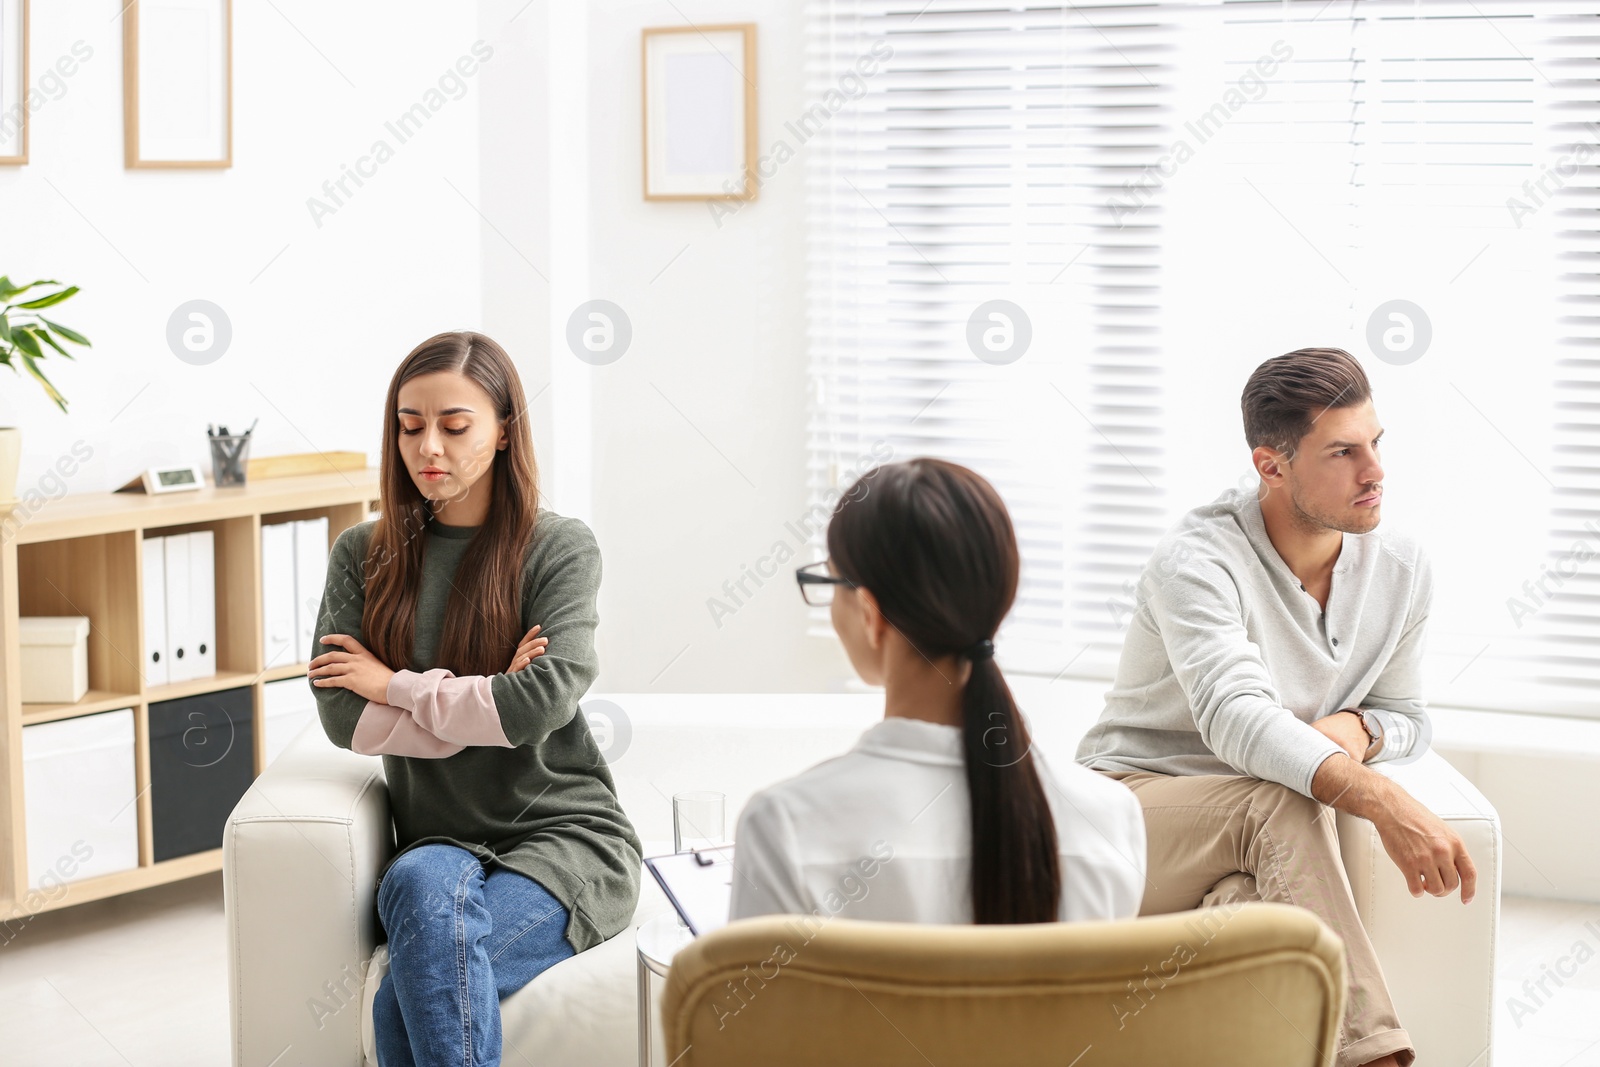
xmin=475 ymin=1 xmax=556 ymax=510
xmin=4 ymin=0 xmax=850 ymax=694
xmin=0 ymin=2 xmax=485 ymax=496
xmin=481 ymin=1 xmax=856 ymax=693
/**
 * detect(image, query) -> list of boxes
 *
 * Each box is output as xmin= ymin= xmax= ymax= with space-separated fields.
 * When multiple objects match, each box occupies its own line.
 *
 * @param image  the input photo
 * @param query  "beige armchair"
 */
xmin=662 ymin=903 xmax=1347 ymax=1067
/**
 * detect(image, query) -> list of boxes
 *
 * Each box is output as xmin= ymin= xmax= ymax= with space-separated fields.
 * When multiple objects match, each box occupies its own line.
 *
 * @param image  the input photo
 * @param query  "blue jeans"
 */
xmin=373 ymin=843 xmax=575 ymax=1067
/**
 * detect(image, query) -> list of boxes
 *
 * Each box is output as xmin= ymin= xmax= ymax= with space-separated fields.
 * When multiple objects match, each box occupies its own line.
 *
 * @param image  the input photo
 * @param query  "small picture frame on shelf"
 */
xmin=122 ymin=0 xmax=232 ymax=169
xmin=0 ymin=0 xmax=27 ymax=165
xmin=641 ymin=23 xmax=757 ymax=202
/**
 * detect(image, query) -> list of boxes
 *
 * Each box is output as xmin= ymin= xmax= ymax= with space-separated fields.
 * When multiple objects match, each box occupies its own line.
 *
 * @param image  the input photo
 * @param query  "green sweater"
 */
xmin=310 ymin=509 xmax=642 ymax=954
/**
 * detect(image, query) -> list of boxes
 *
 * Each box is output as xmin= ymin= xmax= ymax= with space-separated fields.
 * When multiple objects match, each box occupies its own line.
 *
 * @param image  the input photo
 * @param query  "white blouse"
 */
xmin=728 ymin=716 xmax=1147 ymax=925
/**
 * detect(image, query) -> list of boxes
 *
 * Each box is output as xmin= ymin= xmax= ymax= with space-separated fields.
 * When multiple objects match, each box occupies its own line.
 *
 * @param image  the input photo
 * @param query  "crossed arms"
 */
xmin=307 ymin=518 xmax=602 ymax=758
xmin=313 ymin=627 xmax=548 ymax=757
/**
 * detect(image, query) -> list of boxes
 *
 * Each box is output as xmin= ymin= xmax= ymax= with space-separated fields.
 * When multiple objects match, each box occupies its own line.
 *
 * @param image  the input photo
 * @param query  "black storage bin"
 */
xmin=149 ymin=687 xmax=255 ymax=862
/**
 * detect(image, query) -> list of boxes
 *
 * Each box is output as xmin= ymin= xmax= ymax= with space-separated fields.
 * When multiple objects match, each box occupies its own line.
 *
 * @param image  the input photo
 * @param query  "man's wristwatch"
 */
xmin=1340 ymin=707 xmax=1385 ymax=761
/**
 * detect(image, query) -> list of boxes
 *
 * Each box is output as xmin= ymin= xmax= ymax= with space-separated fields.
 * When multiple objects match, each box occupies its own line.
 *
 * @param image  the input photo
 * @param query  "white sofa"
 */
xmin=224 ymin=687 xmax=1502 ymax=1067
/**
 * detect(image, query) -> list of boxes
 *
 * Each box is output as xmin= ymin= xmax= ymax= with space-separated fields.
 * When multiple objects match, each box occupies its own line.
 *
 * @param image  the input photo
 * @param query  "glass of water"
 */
xmin=672 ymin=790 xmax=726 ymax=853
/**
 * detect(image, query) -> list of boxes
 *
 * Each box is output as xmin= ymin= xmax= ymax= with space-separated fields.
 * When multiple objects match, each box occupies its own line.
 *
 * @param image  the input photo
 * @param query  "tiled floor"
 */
xmin=1491 ymin=895 xmax=1600 ymax=1065
xmin=1 ymin=875 xmax=1597 ymax=1066
xmin=1 ymin=873 xmax=231 ymax=1066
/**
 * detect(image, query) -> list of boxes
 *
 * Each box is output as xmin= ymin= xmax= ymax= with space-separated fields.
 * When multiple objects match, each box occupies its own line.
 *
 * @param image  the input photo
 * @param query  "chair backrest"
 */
xmin=661 ymin=901 xmax=1346 ymax=1067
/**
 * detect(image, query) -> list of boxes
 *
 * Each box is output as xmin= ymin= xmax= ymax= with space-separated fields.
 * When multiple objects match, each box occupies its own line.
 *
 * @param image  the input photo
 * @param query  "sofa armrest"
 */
xmin=1335 ymin=748 xmax=1501 ymax=1067
xmin=224 ymin=719 xmax=392 ymax=1067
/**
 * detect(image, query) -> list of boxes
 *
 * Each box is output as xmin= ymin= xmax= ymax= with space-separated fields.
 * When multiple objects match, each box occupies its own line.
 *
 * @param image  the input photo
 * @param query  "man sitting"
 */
xmin=1075 ymin=346 xmax=1476 ymax=1067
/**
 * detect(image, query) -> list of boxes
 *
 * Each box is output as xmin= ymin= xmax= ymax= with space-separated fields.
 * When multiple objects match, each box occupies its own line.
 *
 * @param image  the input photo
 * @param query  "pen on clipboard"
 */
xmin=692 ymin=845 xmax=734 ymax=866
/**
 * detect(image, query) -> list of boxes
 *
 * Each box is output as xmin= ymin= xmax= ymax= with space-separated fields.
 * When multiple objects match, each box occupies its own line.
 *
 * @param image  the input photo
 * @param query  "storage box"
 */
xmin=19 ymin=616 xmax=90 ymax=704
xmin=262 ymin=677 xmax=320 ymax=768
xmin=22 ymin=708 xmax=140 ymax=892
xmin=149 ymin=687 xmax=255 ymax=862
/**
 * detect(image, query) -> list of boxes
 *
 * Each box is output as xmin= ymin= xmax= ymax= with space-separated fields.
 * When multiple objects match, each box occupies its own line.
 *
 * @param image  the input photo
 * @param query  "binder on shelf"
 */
xmin=163 ymin=534 xmax=194 ymax=684
xmin=142 ymin=536 xmax=168 ymax=688
xmin=261 ymin=522 xmax=296 ymax=670
xmin=293 ymin=517 xmax=329 ymax=665
xmin=189 ymin=530 xmax=217 ymax=678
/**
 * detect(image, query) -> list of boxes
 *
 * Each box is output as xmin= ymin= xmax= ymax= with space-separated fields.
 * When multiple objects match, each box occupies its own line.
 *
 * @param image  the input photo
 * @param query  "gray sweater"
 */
xmin=1075 ymin=487 xmax=1430 ymax=797
xmin=311 ymin=510 xmax=641 ymax=954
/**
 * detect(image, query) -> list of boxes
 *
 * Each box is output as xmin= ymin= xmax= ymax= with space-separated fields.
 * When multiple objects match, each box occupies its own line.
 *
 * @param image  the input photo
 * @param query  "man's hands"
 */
xmin=1311 ymin=751 xmax=1477 ymax=904
xmin=1374 ymin=791 xmax=1478 ymax=904
xmin=1312 ymin=708 xmax=1370 ymax=762
xmin=310 ymin=635 xmax=396 ymax=704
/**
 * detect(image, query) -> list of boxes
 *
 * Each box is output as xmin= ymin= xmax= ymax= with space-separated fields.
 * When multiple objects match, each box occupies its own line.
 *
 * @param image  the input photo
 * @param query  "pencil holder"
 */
xmin=209 ymin=434 xmax=251 ymax=487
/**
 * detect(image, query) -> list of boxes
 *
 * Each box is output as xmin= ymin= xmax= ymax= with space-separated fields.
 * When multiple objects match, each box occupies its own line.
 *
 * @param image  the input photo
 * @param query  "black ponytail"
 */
xmin=960 ymin=654 xmax=1061 ymax=924
xmin=827 ymin=458 xmax=1062 ymax=925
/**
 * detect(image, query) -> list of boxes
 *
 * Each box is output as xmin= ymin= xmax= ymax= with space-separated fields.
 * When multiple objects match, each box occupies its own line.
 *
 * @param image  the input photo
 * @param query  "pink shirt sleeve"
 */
xmin=351 ymin=700 xmax=467 ymax=759
xmin=386 ymin=667 xmax=515 ymax=748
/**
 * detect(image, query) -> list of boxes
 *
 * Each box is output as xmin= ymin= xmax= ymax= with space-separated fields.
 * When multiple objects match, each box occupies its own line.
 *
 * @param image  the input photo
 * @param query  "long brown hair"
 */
xmin=826 ymin=458 xmax=1061 ymax=924
xmin=361 ymin=331 xmax=540 ymax=678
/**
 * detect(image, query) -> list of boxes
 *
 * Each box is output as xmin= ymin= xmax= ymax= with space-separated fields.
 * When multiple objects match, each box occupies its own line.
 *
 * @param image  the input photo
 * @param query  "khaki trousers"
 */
xmin=1099 ymin=769 xmax=1416 ymax=1067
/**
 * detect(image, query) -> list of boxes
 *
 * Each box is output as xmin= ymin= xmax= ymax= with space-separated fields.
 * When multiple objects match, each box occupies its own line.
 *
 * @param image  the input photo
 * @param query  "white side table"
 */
xmin=636 ymin=912 xmax=695 ymax=1066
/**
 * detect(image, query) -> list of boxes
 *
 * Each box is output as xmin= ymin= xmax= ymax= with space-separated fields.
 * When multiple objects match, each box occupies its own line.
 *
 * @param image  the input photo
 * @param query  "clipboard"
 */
xmin=644 ymin=844 xmax=736 ymax=936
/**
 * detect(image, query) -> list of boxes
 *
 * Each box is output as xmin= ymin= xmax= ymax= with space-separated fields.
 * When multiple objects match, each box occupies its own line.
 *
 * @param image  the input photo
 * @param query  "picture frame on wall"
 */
xmin=0 ymin=0 xmax=27 ymax=165
xmin=123 ymin=0 xmax=232 ymax=169
xmin=642 ymin=23 xmax=757 ymax=202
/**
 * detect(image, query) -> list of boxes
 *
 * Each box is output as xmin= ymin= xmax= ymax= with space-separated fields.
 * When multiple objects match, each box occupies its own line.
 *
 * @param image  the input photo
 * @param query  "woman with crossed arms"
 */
xmin=308 ymin=330 xmax=639 ymax=1067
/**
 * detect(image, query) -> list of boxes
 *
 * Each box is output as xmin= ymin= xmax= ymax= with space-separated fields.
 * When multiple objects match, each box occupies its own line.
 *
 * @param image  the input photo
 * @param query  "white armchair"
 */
xmin=224 ymin=692 xmax=1501 ymax=1067
xmin=1339 ymin=749 xmax=1502 ymax=1067
xmin=222 ymin=717 xmax=675 ymax=1067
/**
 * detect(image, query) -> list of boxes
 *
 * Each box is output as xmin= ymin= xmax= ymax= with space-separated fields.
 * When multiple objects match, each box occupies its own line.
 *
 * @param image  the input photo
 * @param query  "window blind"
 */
xmin=1179 ymin=0 xmax=1556 ymax=714
xmin=1520 ymin=1 xmax=1600 ymax=712
xmin=804 ymin=0 xmax=1600 ymax=718
xmin=802 ymin=0 xmax=1179 ymax=675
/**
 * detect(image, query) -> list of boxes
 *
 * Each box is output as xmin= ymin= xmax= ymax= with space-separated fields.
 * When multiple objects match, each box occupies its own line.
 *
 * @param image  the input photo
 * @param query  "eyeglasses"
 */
xmin=795 ymin=560 xmax=856 ymax=606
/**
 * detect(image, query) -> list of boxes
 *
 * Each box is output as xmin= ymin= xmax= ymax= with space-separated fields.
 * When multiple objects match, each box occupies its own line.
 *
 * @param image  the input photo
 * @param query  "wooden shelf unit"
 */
xmin=0 ymin=468 xmax=381 ymax=917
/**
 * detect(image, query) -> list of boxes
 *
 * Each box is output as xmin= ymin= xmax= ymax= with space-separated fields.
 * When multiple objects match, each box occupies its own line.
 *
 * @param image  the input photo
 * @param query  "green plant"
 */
xmin=0 ymin=276 xmax=92 ymax=414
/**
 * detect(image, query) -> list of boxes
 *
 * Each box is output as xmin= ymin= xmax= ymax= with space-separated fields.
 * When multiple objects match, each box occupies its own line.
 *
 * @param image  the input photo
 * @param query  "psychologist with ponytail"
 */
xmin=729 ymin=458 xmax=1146 ymax=925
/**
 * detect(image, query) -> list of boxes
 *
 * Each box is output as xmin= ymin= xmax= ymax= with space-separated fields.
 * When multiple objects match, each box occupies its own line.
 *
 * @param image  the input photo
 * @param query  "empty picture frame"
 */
xmin=0 ymin=0 xmax=26 ymax=165
xmin=123 ymin=0 xmax=231 ymax=168
xmin=642 ymin=24 xmax=757 ymax=201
